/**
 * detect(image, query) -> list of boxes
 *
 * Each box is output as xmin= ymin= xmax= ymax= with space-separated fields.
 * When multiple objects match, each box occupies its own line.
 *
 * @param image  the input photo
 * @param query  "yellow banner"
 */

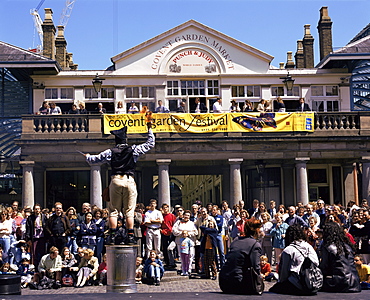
xmin=103 ymin=112 xmax=314 ymax=134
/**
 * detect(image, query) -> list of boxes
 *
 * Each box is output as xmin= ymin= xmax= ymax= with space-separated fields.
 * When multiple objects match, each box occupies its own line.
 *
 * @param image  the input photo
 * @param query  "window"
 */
xmin=84 ymin=88 xmax=98 ymax=99
xmin=311 ymin=85 xmax=339 ymax=97
xmin=101 ymin=88 xmax=115 ymax=99
xmin=61 ymin=88 xmax=73 ymax=99
xmin=287 ymin=86 xmax=300 ymax=97
xmin=247 ymin=86 xmax=261 ymax=97
xmin=45 ymin=88 xmax=58 ymax=99
xmin=167 ymin=81 xmax=179 ymax=96
xmin=271 ymin=87 xmax=284 ymax=97
xmin=207 ymin=80 xmax=219 ymax=96
xmin=312 ymin=100 xmax=339 ymax=112
xmin=232 ymin=86 xmax=245 ymax=97
xmin=181 ymin=80 xmax=205 ymax=96
xmin=126 ymin=86 xmax=155 ymax=98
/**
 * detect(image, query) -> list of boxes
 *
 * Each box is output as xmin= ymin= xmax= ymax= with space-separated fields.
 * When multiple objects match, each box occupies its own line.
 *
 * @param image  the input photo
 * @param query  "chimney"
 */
xmin=55 ymin=26 xmax=67 ymax=69
xmin=67 ymin=53 xmax=78 ymax=70
xmin=303 ymin=24 xmax=314 ymax=68
xmin=295 ymin=40 xmax=304 ymax=68
xmin=42 ymin=8 xmax=56 ymax=59
xmin=279 ymin=62 xmax=285 ymax=70
xmin=285 ymin=51 xmax=295 ymax=69
xmin=317 ymin=6 xmax=333 ymax=60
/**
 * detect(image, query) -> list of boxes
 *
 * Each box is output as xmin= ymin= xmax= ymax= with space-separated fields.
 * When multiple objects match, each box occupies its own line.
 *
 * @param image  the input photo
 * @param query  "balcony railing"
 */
xmin=20 ymin=112 xmax=370 ymax=138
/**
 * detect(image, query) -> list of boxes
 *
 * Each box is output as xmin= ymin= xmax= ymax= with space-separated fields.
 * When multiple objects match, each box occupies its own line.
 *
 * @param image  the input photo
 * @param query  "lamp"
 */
xmin=280 ymin=72 xmax=295 ymax=91
xmin=92 ymin=74 xmax=105 ymax=93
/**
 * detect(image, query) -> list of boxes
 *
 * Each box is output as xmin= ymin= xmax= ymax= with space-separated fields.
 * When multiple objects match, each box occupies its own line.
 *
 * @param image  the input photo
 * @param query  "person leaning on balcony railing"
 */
xmin=49 ymin=102 xmax=62 ymax=115
xmin=36 ymin=101 xmax=50 ymax=115
xmin=296 ymin=98 xmax=311 ymax=112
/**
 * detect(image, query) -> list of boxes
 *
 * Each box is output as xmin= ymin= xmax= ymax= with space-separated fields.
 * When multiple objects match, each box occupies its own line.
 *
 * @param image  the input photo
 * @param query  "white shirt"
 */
xmin=213 ymin=101 xmax=222 ymax=113
xmin=144 ymin=209 xmax=163 ymax=229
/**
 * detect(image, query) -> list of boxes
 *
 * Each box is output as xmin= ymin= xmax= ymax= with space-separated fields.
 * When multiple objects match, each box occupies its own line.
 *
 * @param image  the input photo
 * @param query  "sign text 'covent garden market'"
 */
xmin=104 ymin=112 xmax=314 ymax=134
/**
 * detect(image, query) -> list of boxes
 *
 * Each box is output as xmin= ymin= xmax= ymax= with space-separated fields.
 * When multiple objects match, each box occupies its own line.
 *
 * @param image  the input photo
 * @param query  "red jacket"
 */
xmin=161 ymin=213 xmax=176 ymax=236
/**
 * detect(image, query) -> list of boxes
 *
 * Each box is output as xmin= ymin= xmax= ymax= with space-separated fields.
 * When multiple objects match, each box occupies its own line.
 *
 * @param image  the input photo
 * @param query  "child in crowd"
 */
xmin=179 ymin=230 xmax=194 ymax=276
xmin=0 ymin=263 xmax=12 ymax=274
xmin=97 ymin=253 xmax=107 ymax=286
xmin=135 ymin=257 xmax=143 ymax=284
xmin=144 ymin=250 xmax=164 ymax=286
xmin=200 ymin=221 xmax=218 ymax=280
xmin=16 ymin=258 xmax=34 ymax=288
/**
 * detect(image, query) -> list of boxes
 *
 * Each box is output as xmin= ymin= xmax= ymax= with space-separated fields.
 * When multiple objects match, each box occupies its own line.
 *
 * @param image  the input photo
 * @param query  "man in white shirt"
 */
xmin=145 ymin=199 xmax=163 ymax=256
xmin=154 ymin=100 xmax=170 ymax=113
xmin=212 ymin=98 xmax=222 ymax=113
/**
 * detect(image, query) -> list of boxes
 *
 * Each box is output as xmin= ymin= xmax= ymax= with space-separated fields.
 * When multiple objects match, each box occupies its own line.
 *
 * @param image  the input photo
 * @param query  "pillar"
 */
xmin=19 ymin=161 xmax=35 ymax=208
xmin=228 ymin=158 xmax=243 ymax=208
xmin=89 ymin=162 xmax=103 ymax=208
xmin=362 ymin=157 xmax=370 ymax=203
xmin=343 ymin=163 xmax=356 ymax=205
xmin=156 ymin=159 xmax=171 ymax=208
xmin=295 ymin=157 xmax=310 ymax=205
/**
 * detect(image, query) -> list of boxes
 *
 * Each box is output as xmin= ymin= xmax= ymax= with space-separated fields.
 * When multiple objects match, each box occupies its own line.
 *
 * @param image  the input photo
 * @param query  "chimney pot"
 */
xmin=279 ymin=62 xmax=285 ymax=69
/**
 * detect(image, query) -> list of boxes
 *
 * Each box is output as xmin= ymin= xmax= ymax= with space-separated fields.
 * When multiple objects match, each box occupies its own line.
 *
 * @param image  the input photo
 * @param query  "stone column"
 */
xmin=228 ymin=158 xmax=243 ymax=208
xmin=156 ymin=159 xmax=171 ymax=208
xmin=89 ymin=162 xmax=103 ymax=208
xmin=362 ymin=157 xmax=370 ymax=204
xmin=343 ymin=163 xmax=356 ymax=205
xmin=295 ymin=157 xmax=310 ymax=205
xmin=19 ymin=161 xmax=35 ymax=208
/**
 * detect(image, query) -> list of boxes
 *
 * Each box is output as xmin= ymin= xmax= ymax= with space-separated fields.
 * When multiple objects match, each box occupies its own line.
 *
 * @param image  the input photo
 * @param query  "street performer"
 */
xmin=85 ymin=122 xmax=155 ymax=245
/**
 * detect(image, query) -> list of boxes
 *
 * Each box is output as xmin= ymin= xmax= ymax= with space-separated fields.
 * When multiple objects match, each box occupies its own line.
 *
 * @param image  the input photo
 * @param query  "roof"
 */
xmin=348 ymin=23 xmax=370 ymax=45
xmin=111 ymin=19 xmax=274 ymax=64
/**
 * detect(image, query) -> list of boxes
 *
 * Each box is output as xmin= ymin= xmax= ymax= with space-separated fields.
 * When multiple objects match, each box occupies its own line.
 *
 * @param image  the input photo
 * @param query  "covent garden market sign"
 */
xmin=104 ymin=112 xmax=314 ymax=134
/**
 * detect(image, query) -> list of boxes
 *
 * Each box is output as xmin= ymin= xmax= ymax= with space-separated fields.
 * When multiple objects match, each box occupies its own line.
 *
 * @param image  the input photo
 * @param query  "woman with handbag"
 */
xmin=219 ymin=218 xmax=264 ymax=295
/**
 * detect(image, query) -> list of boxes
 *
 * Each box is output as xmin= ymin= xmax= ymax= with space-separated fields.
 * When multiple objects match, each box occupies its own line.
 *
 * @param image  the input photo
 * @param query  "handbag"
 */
xmin=102 ymin=186 xmax=110 ymax=202
xmin=245 ymin=240 xmax=264 ymax=295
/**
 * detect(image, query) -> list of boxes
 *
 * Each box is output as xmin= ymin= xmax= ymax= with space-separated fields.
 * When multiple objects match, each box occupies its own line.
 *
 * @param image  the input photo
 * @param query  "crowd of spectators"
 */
xmin=2 ymin=197 xmax=370 ymax=292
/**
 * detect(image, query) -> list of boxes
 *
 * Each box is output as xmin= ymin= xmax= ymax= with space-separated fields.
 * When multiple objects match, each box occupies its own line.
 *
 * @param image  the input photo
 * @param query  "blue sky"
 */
xmin=1 ymin=0 xmax=369 ymax=70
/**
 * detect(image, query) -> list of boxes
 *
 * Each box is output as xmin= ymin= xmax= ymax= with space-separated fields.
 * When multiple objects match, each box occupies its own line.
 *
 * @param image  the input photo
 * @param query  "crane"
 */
xmin=30 ymin=0 xmax=46 ymax=51
xmin=30 ymin=0 xmax=76 ymax=52
xmin=59 ymin=0 xmax=76 ymax=28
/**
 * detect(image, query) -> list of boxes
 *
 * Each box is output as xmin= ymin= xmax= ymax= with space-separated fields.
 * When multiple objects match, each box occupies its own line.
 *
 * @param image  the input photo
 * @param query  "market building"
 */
xmin=2 ymin=6 xmax=370 ymax=210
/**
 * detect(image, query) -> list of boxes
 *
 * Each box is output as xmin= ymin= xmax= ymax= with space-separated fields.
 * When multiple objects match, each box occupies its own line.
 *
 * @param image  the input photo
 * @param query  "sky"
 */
xmin=1 ymin=0 xmax=370 ymax=70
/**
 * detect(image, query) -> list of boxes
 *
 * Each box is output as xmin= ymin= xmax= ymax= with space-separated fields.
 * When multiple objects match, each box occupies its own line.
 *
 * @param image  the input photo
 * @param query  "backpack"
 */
xmin=292 ymin=244 xmax=323 ymax=294
xmin=62 ymin=274 xmax=74 ymax=287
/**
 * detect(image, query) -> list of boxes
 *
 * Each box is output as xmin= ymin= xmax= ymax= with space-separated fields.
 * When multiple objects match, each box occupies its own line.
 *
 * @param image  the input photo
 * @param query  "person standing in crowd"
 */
xmin=85 ymin=122 xmax=155 ymax=245
xmin=65 ymin=207 xmax=80 ymax=256
xmin=267 ymin=200 xmax=276 ymax=219
xmin=269 ymin=213 xmax=289 ymax=265
xmin=212 ymin=98 xmax=222 ymax=113
xmin=285 ymin=206 xmax=308 ymax=227
xmin=200 ymin=221 xmax=218 ymax=280
xmin=256 ymin=99 xmax=266 ymax=112
xmin=161 ymin=203 xmax=176 ymax=269
xmin=260 ymin=212 xmax=273 ymax=264
xmin=192 ymin=98 xmax=208 ymax=113
xmin=79 ymin=212 xmax=97 ymax=251
xmin=145 ymin=199 xmax=163 ymax=257
xmin=92 ymin=209 xmax=105 ymax=263
xmin=179 ymin=230 xmax=194 ymax=276
xmin=270 ymin=224 xmax=320 ymax=295
xmin=229 ymin=100 xmax=240 ymax=112
xmin=316 ymin=199 xmax=326 ymax=227
xmin=78 ymin=103 xmax=88 ymax=114
xmin=0 ymin=207 xmax=13 ymax=263
xmin=172 ymin=210 xmax=197 ymax=275
xmin=25 ymin=204 xmax=47 ymax=267
xmin=243 ymin=99 xmax=253 ymax=112
xmin=154 ymin=100 xmax=170 ymax=113
xmin=276 ymin=97 xmax=285 ymax=112
xmin=236 ymin=210 xmax=249 ymax=236
xmin=46 ymin=202 xmax=71 ymax=253
xmin=77 ymin=203 xmax=91 ymax=224
xmin=134 ymin=205 xmax=143 ymax=257
xmin=248 ymin=199 xmax=259 ymax=218
xmin=211 ymin=205 xmax=225 ymax=270
xmin=320 ymin=222 xmax=361 ymax=293
xmin=303 ymin=204 xmax=320 ymax=228
xmin=219 ymin=219 xmax=262 ymax=294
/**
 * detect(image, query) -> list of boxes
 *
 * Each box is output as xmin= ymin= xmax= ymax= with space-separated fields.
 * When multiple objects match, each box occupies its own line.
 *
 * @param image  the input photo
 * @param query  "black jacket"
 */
xmin=219 ymin=236 xmax=261 ymax=294
xmin=199 ymin=226 xmax=218 ymax=254
xmin=25 ymin=213 xmax=48 ymax=241
xmin=319 ymin=243 xmax=361 ymax=293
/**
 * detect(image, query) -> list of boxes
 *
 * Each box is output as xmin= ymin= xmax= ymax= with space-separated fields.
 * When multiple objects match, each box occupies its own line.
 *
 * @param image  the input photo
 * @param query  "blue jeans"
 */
xmin=0 ymin=236 xmax=11 ymax=263
xmin=146 ymin=265 xmax=161 ymax=279
xmin=66 ymin=236 xmax=79 ymax=255
xmin=95 ymin=237 xmax=104 ymax=263
xmin=214 ymin=234 xmax=225 ymax=270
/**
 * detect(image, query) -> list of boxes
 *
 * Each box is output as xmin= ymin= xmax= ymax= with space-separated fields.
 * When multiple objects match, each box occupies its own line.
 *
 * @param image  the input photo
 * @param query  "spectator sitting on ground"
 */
xmin=97 ymin=253 xmax=107 ymax=286
xmin=135 ymin=256 xmax=143 ymax=284
xmin=73 ymin=248 xmax=99 ymax=288
xmin=36 ymin=246 xmax=62 ymax=286
xmin=355 ymin=254 xmax=370 ymax=289
xmin=144 ymin=250 xmax=164 ymax=286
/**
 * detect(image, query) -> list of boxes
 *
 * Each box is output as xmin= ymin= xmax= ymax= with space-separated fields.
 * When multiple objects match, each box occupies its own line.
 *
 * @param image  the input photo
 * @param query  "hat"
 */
xmin=110 ymin=127 xmax=127 ymax=145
